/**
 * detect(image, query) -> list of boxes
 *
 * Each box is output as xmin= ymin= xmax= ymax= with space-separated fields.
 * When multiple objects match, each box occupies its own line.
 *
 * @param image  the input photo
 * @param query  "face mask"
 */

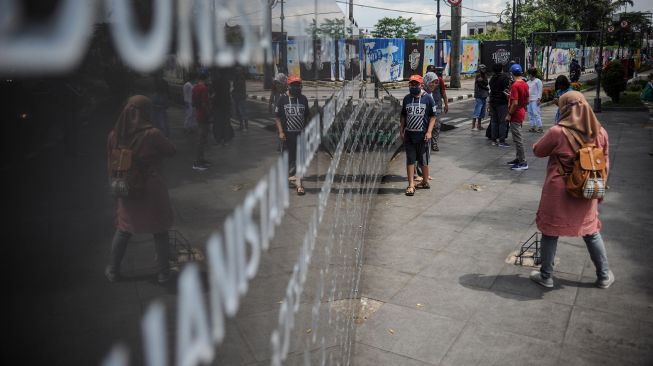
xmin=289 ymin=86 xmax=302 ymax=96
xmin=409 ymin=87 xmax=421 ymax=96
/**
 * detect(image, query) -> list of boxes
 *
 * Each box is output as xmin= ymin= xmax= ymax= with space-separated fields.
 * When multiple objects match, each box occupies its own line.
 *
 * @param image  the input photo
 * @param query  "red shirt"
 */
xmin=509 ymin=79 xmax=529 ymax=123
xmin=192 ymin=81 xmax=210 ymax=123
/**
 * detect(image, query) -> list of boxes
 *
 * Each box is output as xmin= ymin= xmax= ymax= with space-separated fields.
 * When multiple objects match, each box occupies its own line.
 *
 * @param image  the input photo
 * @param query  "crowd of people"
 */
xmin=398 ymin=62 xmax=614 ymax=289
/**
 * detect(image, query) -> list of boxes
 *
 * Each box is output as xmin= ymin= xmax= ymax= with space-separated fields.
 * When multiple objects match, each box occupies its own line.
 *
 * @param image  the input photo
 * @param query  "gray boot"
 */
xmin=106 ymin=230 xmax=131 ymax=282
xmin=154 ymin=232 xmax=171 ymax=283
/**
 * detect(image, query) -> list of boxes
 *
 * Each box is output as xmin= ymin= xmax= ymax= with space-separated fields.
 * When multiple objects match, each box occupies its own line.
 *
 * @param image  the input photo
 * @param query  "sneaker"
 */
xmin=511 ymin=162 xmax=529 ymax=171
xmin=497 ymin=142 xmax=511 ymax=148
xmin=530 ymin=270 xmax=554 ymax=288
xmin=596 ymin=270 xmax=615 ymax=289
xmin=506 ymin=158 xmax=519 ymax=165
xmin=192 ymin=162 xmax=208 ymax=171
xmin=105 ymin=266 xmax=120 ymax=282
xmin=528 ymin=127 xmax=537 ymax=132
xmin=200 ymin=159 xmax=213 ymax=167
xmin=157 ymin=271 xmax=172 ymax=284
xmin=537 ymin=128 xmax=544 ymax=133
xmin=432 ymin=144 xmax=439 ymax=151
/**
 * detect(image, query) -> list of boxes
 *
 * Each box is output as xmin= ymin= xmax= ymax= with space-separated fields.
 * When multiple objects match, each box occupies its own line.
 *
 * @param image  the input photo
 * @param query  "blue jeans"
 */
xmin=539 ymin=232 xmax=610 ymax=281
xmin=473 ymin=97 xmax=487 ymax=119
xmin=527 ymin=101 xmax=541 ymax=127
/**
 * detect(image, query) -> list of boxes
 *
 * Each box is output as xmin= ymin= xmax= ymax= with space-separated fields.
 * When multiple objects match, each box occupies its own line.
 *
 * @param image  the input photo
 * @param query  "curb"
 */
xmin=601 ymin=106 xmax=648 ymax=112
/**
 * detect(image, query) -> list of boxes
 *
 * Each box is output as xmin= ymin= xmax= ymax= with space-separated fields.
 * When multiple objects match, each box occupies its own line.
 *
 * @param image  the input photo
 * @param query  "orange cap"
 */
xmin=408 ymin=74 xmax=423 ymax=83
xmin=287 ymin=75 xmax=302 ymax=84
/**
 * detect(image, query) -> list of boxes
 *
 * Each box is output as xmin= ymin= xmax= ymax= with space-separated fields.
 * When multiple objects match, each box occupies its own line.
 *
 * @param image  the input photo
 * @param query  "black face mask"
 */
xmin=289 ymin=86 xmax=302 ymax=96
xmin=409 ymin=86 xmax=421 ymax=96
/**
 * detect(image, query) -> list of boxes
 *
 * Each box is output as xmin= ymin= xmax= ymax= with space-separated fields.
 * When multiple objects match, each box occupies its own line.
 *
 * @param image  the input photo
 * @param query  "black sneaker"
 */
xmin=506 ymin=158 xmax=519 ymax=165
xmin=192 ymin=162 xmax=208 ymax=171
xmin=498 ymin=142 xmax=511 ymax=148
xmin=432 ymin=144 xmax=439 ymax=151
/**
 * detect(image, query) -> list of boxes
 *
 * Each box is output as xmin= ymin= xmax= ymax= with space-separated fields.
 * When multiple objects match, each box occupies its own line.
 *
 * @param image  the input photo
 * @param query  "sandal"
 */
xmin=405 ymin=186 xmax=415 ymax=196
xmin=414 ymin=176 xmax=423 ymax=182
xmin=417 ymin=181 xmax=430 ymax=189
xmin=296 ymin=185 xmax=305 ymax=196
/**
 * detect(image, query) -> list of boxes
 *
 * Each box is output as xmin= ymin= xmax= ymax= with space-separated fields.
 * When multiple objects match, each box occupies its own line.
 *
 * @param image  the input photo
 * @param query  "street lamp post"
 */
xmin=436 ymin=0 xmax=441 ymax=67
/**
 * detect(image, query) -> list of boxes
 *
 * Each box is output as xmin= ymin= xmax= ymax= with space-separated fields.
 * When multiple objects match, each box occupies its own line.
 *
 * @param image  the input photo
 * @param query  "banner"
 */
xmin=480 ymin=40 xmax=525 ymax=72
xmin=404 ymin=39 xmax=425 ymax=78
xmin=287 ymin=39 xmax=300 ymax=77
xmin=300 ymin=39 xmax=336 ymax=81
xmin=460 ymin=40 xmax=480 ymax=74
xmin=442 ymin=40 xmax=451 ymax=76
xmin=360 ymin=38 xmax=404 ymax=82
xmin=338 ymin=39 xmax=360 ymax=81
xmin=423 ymin=39 xmax=436 ymax=74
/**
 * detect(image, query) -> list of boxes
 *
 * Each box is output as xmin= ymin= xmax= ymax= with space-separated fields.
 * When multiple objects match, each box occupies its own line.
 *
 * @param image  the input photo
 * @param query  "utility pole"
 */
xmin=280 ymin=0 xmax=285 ymax=73
xmin=450 ymin=2 xmax=462 ymax=87
xmin=436 ymin=0 xmax=441 ymax=67
xmin=510 ymin=0 xmax=516 ymax=61
xmin=264 ymin=0 xmax=275 ymax=90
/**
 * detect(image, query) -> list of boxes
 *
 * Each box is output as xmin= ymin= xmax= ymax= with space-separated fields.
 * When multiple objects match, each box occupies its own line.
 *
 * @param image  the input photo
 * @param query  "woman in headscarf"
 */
xmin=529 ymin=91 xmax=614 ymax=289
xmin=105 ymin=95 xmax=176 ymax=284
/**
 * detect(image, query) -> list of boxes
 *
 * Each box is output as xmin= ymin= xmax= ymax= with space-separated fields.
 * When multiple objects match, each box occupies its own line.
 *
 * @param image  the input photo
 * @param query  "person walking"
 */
xmin=151 ymin=76 xmax=170 ymax=138
xmin=553 ymin=75 xmax=573 ymax=124
xmin=472 ymin=64 xmax=489 ymax=131
xmin=182 ymin=72 xmax=197 ymax=134
xmin=269 ymin=73 xmax=288 ymax=114
xmin=105 ymin=95 xmax=176 ymax=284
xmin=232 ymin=66 xmax=248 ymax=131
xmin=400 ymin=74 xmax=436 ymax=196
xmin=210 ymin=70 xmax=234 ymax=145
xmin=488 ymin=63 xmax=511 ymax=147
xmin=527 ymin=68 xmax=543 ymax=133
xmin=415 ymin=71 xmax=442 ymax=182
xmin=530 ymin=91 xmax=614 ymax=289
xmin=430 ymin=66 xmax=448 ymax=151
xmin=192 ymin=70 xmax=211 ymax=171
xmin=506 ymin=64 xmax=530 ymax=171
xmin=275 ymin=76 xmax=310 ymax=195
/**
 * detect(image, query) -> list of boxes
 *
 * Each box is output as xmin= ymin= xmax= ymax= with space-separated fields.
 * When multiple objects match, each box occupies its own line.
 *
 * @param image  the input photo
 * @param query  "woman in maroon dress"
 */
xmin=105 ymin=95 xmax=176 ymax=283
xmin=530 ymin=91 xmax=614 ymax=289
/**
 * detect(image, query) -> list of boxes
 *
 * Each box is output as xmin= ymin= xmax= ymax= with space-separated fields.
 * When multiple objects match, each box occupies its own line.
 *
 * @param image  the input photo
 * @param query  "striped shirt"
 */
xmin=276 ymin=94 xmax=310 ymax=132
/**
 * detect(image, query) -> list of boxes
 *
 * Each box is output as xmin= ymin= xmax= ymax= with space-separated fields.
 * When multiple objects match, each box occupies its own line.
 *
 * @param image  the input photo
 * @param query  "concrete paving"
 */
xmin=354 ymin=91 xmax=653 ymax=365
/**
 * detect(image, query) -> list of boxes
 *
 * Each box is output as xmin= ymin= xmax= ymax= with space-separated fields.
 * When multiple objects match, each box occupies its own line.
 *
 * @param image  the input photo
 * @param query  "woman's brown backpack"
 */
xmin=557 ymin=130 xmax=608 ymax=200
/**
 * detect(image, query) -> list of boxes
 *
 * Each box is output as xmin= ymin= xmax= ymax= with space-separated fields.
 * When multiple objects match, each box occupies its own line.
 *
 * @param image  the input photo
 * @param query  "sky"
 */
xmin=334 ymin=0 xmax=653 ymax=35
xmin=268 ymin=0 xmax=652 ymax=37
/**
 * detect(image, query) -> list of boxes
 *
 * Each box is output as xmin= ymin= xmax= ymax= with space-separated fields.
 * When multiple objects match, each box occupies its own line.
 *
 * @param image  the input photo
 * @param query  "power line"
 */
xmin=335 ymin=0 xmax=438 ymax=16
xmin=442 ymin=0 xmax=501 ymax=15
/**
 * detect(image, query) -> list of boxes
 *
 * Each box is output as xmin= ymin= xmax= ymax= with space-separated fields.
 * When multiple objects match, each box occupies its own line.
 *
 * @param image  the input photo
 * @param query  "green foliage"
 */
xmin=371 ymin=16 xmax=421 ymax=39
xmin=602 ymin=61 xmax=627 ymax=102
xmin=306 ymin=18 xmax=346 ymax=39
xmin=464 ymin=27 xmax=510 ymax=41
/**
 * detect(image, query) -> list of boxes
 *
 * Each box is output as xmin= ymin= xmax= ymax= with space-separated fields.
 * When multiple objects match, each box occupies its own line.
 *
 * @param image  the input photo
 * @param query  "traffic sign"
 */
xmin=607 ymin=25 xmax=615 ymax=33
xmin=621 ymin=20 xmax=629 ymax=28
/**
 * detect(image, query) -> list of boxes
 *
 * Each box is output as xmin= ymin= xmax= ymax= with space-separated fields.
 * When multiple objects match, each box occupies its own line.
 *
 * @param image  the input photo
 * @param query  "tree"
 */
xmin=602 ymin=60 xmax=627 ymax=102
xmin=464 ymin=27 xmax=511 ymax=41
xmin=306 ymin=18 xmax=346 ymax=39
xmin=371 ymin=16 xmax=421 ymax=39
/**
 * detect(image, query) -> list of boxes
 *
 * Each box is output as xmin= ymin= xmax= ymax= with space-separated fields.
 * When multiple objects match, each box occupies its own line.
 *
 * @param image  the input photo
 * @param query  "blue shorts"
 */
xmin=473 ymin=97 xmax=487 ymax=119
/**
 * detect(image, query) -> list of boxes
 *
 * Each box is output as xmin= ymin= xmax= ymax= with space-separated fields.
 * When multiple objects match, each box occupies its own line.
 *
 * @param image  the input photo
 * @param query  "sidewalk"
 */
xmin=243 ymin=70 xmax=599 ymax=106
xmin=354 ymin=92 xmax=653 ymax=365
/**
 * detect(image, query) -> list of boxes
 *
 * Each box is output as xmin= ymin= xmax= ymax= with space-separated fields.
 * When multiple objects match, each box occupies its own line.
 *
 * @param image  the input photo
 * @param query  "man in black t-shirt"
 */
xmin=401 ymin=74 xmax=436 ymax=196
xmin=275 ymin=75 xmax=310 ymax=195
xmin=488 ymin=63 xmax=511 ymax=145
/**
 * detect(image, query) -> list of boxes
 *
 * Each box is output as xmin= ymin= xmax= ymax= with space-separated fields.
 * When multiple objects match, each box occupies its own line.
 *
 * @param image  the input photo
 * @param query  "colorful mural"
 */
xmin=460 ymin=40 xmax=480 ymax=74
xmin=423 ymin=39 xmax=436 ymax=74
xmin=360 ymin=38 xmax=405 ymax=82
xmin=286 ymin=39 xmax=300 ymax=77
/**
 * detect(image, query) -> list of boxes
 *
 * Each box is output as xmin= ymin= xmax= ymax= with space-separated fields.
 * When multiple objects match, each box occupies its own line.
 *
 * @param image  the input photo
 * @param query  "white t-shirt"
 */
xmin=183 ymin=82 xmax=193 ymax=104
xmin=527 ymin=78 xmax=543 ymax=102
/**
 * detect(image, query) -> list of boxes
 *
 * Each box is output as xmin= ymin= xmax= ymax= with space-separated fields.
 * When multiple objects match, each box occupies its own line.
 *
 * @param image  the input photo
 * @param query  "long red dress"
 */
xmin=108 ymin=128 xmax=176 ymax=234
xmin=533 ymin=125 xmax=609 ymax=237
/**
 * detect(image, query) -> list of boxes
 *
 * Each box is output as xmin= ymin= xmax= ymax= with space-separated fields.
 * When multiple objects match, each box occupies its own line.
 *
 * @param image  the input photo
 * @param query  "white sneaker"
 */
xmin=530 ymin=270 xmax=554 ymax=288
xmin=596 ymin=270 xmax=615 ymax=289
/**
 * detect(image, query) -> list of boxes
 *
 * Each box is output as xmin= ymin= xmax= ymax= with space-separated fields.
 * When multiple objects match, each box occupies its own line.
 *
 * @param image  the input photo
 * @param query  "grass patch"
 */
xmin=602 ymin=91 xmax=645 ymax=108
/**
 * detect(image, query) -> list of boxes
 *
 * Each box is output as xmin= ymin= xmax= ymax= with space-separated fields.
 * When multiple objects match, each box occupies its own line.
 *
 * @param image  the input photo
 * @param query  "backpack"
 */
xmin=556 ymin=129 xmax=608 ymax=200
xmin=109 ymin=128 xmax=150 ymax=198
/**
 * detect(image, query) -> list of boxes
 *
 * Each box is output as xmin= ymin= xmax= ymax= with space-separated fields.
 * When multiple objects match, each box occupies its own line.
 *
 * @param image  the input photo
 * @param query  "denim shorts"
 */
xmin=472 ymin=97 xmax=487 ymax=119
